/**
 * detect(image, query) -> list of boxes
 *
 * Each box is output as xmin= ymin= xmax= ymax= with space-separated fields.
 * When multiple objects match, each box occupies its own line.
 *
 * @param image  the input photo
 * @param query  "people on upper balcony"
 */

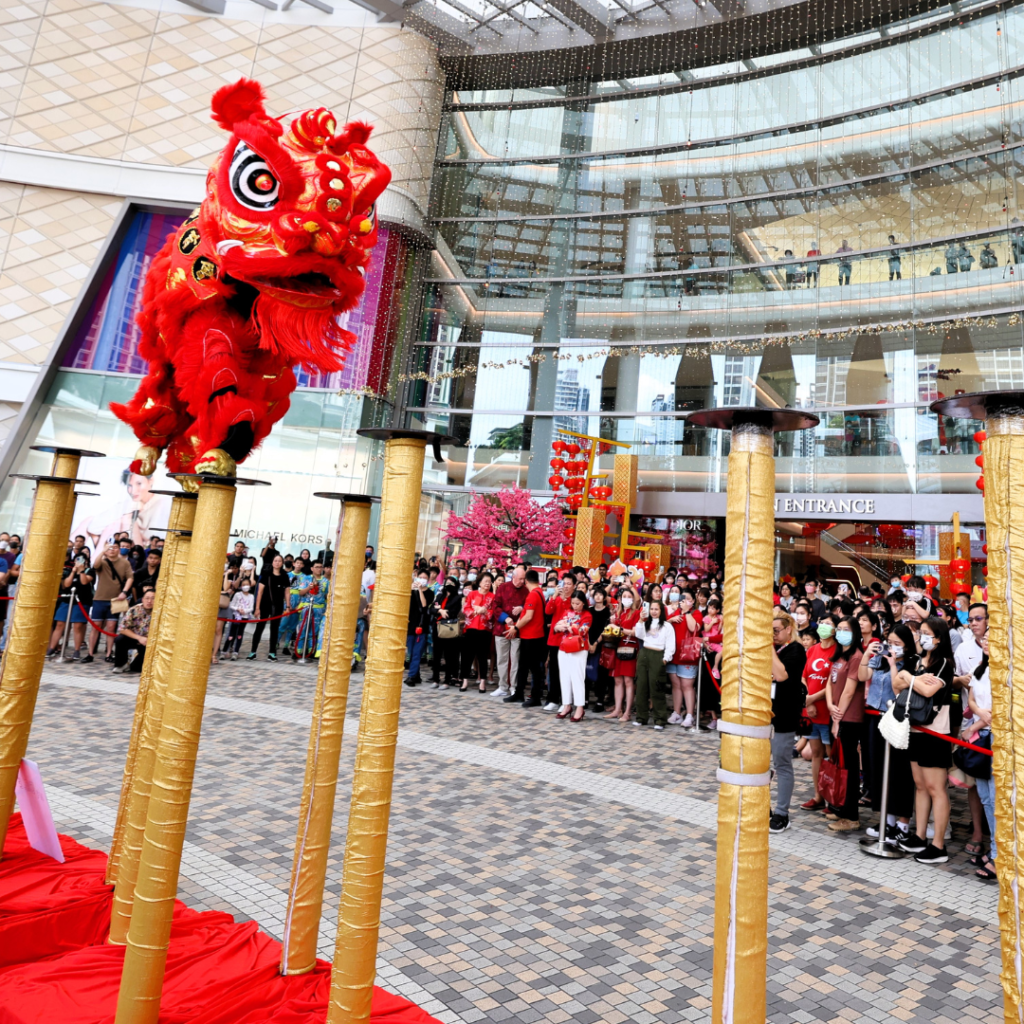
xmin=887 ymin=235 xmax=902 ymax=281
xmin=957 ymin=243 xmax=975 ymax=273
xmin=836 ymin=240 xmax=853 ymax=286
xmin=805 ymin=242 xmax=820 ymax=287
xmin=980 ymin=243 xmax=998 ymax=269
xmin=1012 ymin=218 xmax=1024 ymax=263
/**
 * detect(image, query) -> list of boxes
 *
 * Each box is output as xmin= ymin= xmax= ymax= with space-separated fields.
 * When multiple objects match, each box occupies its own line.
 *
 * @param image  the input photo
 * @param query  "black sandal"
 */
xmin=976 ymin=857 xmax=997 ymax=882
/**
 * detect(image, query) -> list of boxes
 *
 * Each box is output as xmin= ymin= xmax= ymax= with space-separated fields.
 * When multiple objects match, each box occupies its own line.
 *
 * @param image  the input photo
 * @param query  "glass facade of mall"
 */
xmin=408 ymin=0 xmax=1023 ymax=511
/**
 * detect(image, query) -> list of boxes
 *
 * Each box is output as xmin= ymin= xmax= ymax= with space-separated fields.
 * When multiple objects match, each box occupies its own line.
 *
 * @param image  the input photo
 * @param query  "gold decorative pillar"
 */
xmin=0 ymin=447 xmax=102 ymax=855
xmin=107 ymin=490 xmax=198 ymax=934
xmin=686 ymin=407 xmax=817 ymax=1024
xmin=932 ymin=391 xmax=1024 ymax=1024
xmin=327 ymin=430 xmax=453 ymax=1024
xmin=572 ymin=505 xmax=605 ymax=568
xmin=114 ymin=472 xmax=265 ymax=1024
xmin=281 ymin=492 xmax=377 ymax=976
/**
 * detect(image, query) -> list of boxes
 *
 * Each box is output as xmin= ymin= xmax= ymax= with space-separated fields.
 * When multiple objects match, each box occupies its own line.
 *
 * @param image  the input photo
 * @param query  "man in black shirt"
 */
xmin=131 ymin=550 xmax=161 ymax=602
xmin=803 ymin=579 xmax=827 ymax=621
xmin=404 ymin=568 xmax=434 ymax=686
xmin=769 ymin=609 xmax=808 ymax=833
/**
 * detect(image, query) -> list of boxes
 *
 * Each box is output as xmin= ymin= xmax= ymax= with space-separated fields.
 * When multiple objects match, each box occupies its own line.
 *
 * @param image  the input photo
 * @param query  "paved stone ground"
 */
xmin=20 ymin=650 xmax=1003 ymax=1024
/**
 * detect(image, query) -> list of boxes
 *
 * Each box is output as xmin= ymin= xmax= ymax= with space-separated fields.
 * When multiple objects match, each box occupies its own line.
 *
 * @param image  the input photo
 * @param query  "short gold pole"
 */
xmin=108 ymin=492 xmax=197 ymax=935
xmin=0 ymin=461 xmax=80 ymax=854
xmin=281 ymin=495 xmax=374 ymax=975
xmin=328 ymin=437 xmax=428 ymax=1024
xmin=711 ymin=418 xmax=775 ymax=1024
xmin=981 ymin=406 xmax=1024 ymax=1024
xmin=113 ymin=477 xmax=236 ymax=1024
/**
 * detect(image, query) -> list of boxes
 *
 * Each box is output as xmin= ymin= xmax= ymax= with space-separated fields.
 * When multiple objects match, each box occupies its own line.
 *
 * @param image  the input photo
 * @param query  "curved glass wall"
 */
xmin=410 ymin=0 xmax=1024 ymax=501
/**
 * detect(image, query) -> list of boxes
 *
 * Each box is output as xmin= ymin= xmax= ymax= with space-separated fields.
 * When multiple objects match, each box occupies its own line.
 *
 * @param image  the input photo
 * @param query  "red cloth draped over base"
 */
xmin=0 ymin=814 xmax=439 ymax=1024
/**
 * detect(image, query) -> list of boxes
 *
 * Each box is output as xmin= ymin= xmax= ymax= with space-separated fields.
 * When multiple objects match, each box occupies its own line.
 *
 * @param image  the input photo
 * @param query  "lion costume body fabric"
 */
xmin=111 ymin=79 xmax=391 ymax=477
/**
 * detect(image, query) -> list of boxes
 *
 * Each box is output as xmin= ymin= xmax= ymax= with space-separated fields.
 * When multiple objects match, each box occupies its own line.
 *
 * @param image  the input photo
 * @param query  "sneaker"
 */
xmin=231 ymin=652 xmax=238 ymax=661
xmin=593 ymin=703 xmax=605 ymax=713
xmin=681 ymin=714 xmax=694 ymax=729
xmin=80 ymin=654 xmax=93 ymax=664
xmin=268 ymin=653 xmax=277 ymax=662
xmin=898 ymin=833 xmax=928 ymax=854
xmin=633 ymin=721 xmax=645 ymax=727
xmin=914 ymin=843 xmax=949 ymax=864
xmin=667 ymin=712 xmax=683 ymax=725
xmin=491 ymin=689 xmax=510 ymax=699
xmin=543 ymin=702 xmax=559 ymax=712
xmin=769 ymin=813 xmax=790 ymax=834
xmin=653 ymin=724 xmax=664 ymax=731
xmin=432 ymin=682 xmax=441 ymax=690
xmin=247 ymin=652 xmax=257 ymax=660
xmin=46 ymin=648 xmax=58 ymax=659
xmin=112 ymin=665 xmax=126 ymax=674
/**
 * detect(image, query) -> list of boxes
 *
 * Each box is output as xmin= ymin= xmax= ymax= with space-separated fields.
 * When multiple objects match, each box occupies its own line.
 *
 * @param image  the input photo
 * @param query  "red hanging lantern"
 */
xmin=982 ymin=565 xmax=989 ymax=577
xmin=923 ymin=574 xmax=939 ymax=593
xmin=567 ymin=494 xmax=583 ymax=510
xmin=549 ymin=475 xmax=563 ymax=489
xmin=604 ymin=546 xmax=619 ymax=559
xmin=552 ymin=440 xmax=567 ymax=454
xmin=564 ymin=526 xmax=576 ymax=540
xmin=566 ymin=442 xmax=581 ymax=456
xmin=550 ymin=457 xmax=565 ymax=471
xmin=974 ymin=430 xmax=987 ymax=444
xmin=603 ymin=523 xmax=611 ymax=534
xmin=983 ymin=544 xmax=988 ymax=555
xmin=976 ymin=476 xmax=985 ymax=492
xmin=949 ymin=556 xmax=971 ymax=596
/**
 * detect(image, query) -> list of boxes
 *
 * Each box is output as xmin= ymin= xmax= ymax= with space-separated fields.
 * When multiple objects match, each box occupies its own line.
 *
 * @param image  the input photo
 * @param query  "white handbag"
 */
xmin=878 ymin=675 xmax=913 ymax=750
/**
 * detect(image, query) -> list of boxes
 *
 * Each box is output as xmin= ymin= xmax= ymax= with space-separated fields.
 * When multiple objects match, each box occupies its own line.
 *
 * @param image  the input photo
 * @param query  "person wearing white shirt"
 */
xmin=632 ymin=600 xmax=675 ymax=729
xmin=968 ymin=636 xmax=996 ymax=881
xmin=954 ymin=602 xmax=988 ymax=862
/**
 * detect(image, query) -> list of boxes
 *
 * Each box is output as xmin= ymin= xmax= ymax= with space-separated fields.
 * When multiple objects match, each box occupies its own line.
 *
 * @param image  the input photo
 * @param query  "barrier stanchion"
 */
xmin=327 ymin=430 xmax=455 ymax=1024
xmin=114 ymin=473 xmax=268 ymax=1024
xmin=107 ymin=487 xmax=198 ymax=916
xmin=686 ymin=407 xmax=817 ymax=1024
xmin=0 ymin=447 xmax=102 ymax=856
xmin=59 ymin=586 xmax=76 ymax=661
xmin=690 ymin=651 xmax=703 ymax=734
xmin=859 ymin=719 xmax=905 ymax=860
xmin=281 ymin=492 xmax=378 ymax=976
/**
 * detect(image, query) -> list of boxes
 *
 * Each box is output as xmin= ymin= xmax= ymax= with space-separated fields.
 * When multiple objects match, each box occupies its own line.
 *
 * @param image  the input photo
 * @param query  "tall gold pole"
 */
xmin=281 ymin=493 xmax=375 ymax=976
xmin=327 ymin=431 xmax=434 ymax=1024
xmin=108 ymin=491 xmax=197 ymax=935
xmin=0 ymin=447 xmax=102 ymax=855
xmin=114 ymin=475 xmax=241 ymax=1024
xmin=933 ymin=391 xmax=1024 ymax=1024
xmin=686 ymin=408 xmax=816 ymax=1024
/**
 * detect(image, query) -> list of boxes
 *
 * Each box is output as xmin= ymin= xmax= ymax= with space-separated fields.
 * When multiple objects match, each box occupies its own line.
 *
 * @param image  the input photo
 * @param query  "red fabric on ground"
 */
xmin=0 ymin=814 xmax=441 ymax=1024
xmin=0 ymin=814 xmax=112 ymax=967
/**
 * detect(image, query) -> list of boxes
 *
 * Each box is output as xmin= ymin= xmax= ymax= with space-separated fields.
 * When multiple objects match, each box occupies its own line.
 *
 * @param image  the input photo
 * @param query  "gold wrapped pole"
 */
xmin=113 ymin=473 xmax=264 ymax=1024
xmin=281 ymin=493 xmax=377 ymax=976
xmin=932 ymin=391 xmax=1024 ymax=1024
xmin=107 ymin=490 xmax=197 ymax=933
xmin=327 ymin=429 xmax=452 ymax=1024
xmin=0 ymin=447 xmax=103 ymax=855
xmin=685 ymin=407 xmax=816 ymax=1024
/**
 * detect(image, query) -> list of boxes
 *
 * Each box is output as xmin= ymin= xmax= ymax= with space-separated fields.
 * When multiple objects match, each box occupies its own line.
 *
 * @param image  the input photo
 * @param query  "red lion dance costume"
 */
xmin=112 ymin=78 xmax=391 ymax=480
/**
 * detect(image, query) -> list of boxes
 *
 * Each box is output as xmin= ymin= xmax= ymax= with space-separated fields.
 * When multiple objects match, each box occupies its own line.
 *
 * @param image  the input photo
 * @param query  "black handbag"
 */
xmin=953 ymin=731 xmax=992 ymax=780
xmin=893 ymin=659 xmax=946 ymax=726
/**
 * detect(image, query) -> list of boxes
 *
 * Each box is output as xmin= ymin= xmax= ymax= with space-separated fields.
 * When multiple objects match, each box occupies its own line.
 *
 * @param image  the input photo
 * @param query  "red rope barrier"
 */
xmin=864 ymin=705 xmax=992 ymax=755
xmin=73 ymin=599 xmax=119 ymax=637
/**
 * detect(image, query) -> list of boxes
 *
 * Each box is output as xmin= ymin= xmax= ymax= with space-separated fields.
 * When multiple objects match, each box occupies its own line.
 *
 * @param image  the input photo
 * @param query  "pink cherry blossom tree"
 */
xmin=445 ymin=486 xmax=566 ymax=566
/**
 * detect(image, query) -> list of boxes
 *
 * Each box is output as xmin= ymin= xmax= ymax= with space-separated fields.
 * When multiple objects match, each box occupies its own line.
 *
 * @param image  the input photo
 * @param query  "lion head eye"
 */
xmin=229 ymin=142 xmax=280 ymax=211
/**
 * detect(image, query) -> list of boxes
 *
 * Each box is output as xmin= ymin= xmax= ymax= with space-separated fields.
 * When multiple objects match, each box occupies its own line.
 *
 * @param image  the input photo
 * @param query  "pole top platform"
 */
xmin=9 ymin=474 xmax=100 ymax=486
xmin=685 ymin=406 xmax=820 ymax=432
xmin=313 ymin=492 xmax=381 ymax=504
xmin=30 ymin=445 xmax=106 ymax=459
xmin=356 ymin=428 xmax=460 ymax=464
xmin=149 ymin=489 xmax=199 ymax=500
xmin=931 ymin=390 xmax=1024 ymax=420
xmin=168 ymin=473 xmax=270 ymax=487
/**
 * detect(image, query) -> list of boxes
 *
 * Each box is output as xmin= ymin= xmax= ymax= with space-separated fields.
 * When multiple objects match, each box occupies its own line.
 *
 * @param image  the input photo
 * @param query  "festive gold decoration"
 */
xmin=0 ymin=457 xmax=80 ymax=855
xmin=610 ymin=452 xmax=638 ymax=506
xmin=572 ymin=505 xmax=605 ymax=566
xmin=114 ymin=478 xmax=237 ymax=1024
xmin=982 ymin=412 xmax=1024 ymax=1024
xmin=193 ymin=448 xmax=237 ymax=478
xmin=712 ymin=422 xmax=775 ymax=1024
xmin=107 ymin=493 xmax=197 ymax=936
xmin=134 ymin=446 xmax=161 ymax=477
xmin=281 ymin=497 xmax=373 ymax=976
xmin=328 ymin=438 xmax=428 ymax=1024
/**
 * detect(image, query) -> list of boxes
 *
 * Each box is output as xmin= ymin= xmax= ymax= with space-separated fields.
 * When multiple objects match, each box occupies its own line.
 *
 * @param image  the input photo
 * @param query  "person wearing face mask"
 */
xmin=769 ymin=610 xmax=807 ymax=833
xmin=226 ymin=578 xmax=255 ymax=659
xmin=552 ymin=591 xmax=592 ymax=721
xmin=607 ymin=585 xmax=641 ymax=721
xmin=461 ymin=572 xmax=495 ymax=693
xmin=666 ymin=588 xmax=702 ymax=728
xmin=969 ymin=636 xmax=997 ymax=881
xmin=403 ymin=569 xmax=435 ymax=686
xmin=823 ymin=618 xmax=866 ymax=831
xmin=860 ymin=623 xmax=917 ymax=846
xmin=799 ymin=620 xmax=837 ymax=809
xmin=430 ymin=576 xmax=463 ymax=689
xmin=632 ymin=599 xmax=675 ymax=729
xmin=250 ymin=554 xmax=288 ymax=661
xmin=893 ymin=618 xmax=956 ymax=863
xmin=902 ymin=576 xmax=933 ymax=623
xmin=543 ymin=575 xmax=577 ymax=711
xmin=585 ymin=587 xmax=612 ymax=711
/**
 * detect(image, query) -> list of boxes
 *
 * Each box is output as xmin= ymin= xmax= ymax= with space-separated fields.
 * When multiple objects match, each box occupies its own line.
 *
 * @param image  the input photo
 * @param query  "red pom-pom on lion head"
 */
xmin=110 ymin=80 xmax=391 ymax=480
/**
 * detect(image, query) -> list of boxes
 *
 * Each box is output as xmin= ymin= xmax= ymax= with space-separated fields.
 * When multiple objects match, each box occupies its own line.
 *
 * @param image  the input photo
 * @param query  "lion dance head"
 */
xmin=111 ymin=78 xmax=392 ymax=479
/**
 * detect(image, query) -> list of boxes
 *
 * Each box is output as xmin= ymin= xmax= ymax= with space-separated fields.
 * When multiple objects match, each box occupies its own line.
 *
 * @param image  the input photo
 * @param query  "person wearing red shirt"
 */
xmin=507 ymin=570 xmax=548 ymax=704
xmin=553 ymin=591 xmax=592 ymax=721
xmin=461 ymin=573 xmax=495 ymax=693
xmin=666 ymin=587 xmax=703 ymax=728
xmin=800 ymin=623 xmax=837 ymax=809
xmin=491 ymin=563 xmax=527 ymax=698
xmin=544 ymin=575 xmax=575 ymax=711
